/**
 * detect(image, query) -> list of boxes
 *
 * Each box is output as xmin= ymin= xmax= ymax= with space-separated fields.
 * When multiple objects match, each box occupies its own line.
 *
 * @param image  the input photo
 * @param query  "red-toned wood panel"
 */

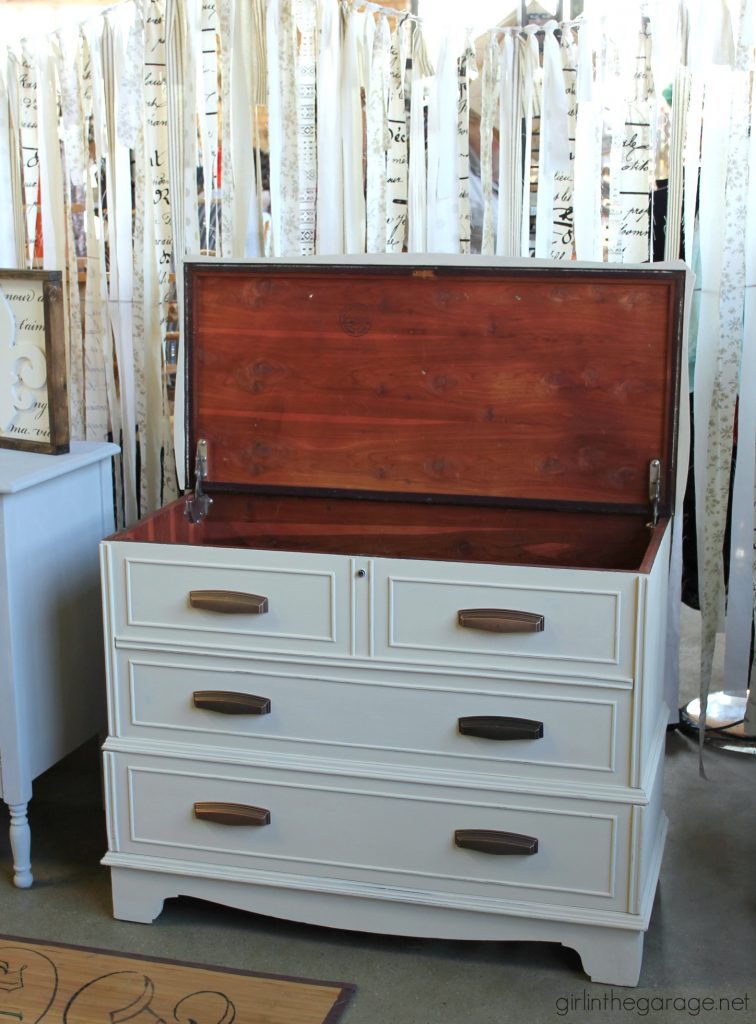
xmin=119 ymin=493 xmax=662 ymax=572
xmin=187 ymin=264 xmax=683 ymax=510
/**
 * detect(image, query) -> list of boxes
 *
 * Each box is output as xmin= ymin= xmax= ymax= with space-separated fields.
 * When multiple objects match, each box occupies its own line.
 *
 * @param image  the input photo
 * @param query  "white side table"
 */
xmin=0 ymin=440 xmax=118 ymax=886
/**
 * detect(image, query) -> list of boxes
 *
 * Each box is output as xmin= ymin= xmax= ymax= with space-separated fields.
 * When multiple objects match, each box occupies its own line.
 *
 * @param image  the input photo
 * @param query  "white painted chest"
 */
xmin=99 ymin=257 xmax=687 ymax=985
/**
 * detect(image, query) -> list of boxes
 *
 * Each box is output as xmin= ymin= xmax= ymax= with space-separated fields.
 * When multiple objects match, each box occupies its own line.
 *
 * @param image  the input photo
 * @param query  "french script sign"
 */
xmin=0 ymin=269 xmax=69 ymax=454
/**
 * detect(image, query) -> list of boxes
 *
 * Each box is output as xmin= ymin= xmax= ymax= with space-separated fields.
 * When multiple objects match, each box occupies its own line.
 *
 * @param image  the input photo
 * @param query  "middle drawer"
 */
xmin=110 ymin=649 xmax=633 ymax=788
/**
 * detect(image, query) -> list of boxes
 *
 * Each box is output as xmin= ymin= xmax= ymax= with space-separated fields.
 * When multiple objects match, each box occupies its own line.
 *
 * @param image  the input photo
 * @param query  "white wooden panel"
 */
xmin=109 ymin=753 xmax=631 ymax=912
xmin=114 ymin=650 xmax=630 ymax=785
xmin=372 ymin=558 xmax=637 ymax=683
xmin=106 ymin=542 xmax=352 ymax=657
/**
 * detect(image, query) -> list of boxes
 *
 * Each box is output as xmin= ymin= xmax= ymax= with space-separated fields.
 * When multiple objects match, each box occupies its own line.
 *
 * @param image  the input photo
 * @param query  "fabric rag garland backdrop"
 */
xmin=0 ymin=0 xmax=754 ymax=730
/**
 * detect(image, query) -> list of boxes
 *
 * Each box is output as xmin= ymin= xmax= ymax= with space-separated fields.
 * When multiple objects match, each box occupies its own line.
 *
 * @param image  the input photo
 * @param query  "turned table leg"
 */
xmin=9 ymin=802 xmax=33 ymax=888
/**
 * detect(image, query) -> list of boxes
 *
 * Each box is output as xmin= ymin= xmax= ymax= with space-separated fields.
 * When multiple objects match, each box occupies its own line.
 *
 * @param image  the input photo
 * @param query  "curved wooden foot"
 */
xmin=110 ymin=866 xmax=170 ymax=923
xmin=9 ymin=803 xmax=33 ymax=888
xmin=574 ymin=928 xmax=644 ymax=987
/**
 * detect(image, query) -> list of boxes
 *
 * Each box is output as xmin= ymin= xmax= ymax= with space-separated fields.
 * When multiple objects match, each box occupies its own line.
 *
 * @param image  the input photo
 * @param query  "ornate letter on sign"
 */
xmin=0 ymin=270 xmax=69 ymax=454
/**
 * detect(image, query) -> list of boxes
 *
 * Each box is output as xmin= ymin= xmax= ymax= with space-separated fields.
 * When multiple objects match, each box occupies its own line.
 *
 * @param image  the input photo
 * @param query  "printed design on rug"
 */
xmin=0 ymin=939 xmax=354 ymax=1024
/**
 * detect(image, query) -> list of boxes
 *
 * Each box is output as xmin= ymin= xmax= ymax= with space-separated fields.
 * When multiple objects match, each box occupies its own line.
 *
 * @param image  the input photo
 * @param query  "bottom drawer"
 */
xmin=105 ymin=751 xmax=632 ymax=913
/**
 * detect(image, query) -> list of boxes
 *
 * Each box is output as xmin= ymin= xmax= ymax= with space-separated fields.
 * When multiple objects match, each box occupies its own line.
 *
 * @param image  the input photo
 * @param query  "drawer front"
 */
xmin=112 ymin=650 xmax=631 ymax=785
xmin=372 ymin=559 xmax=637 ymax=683
xmin=106 ymin=753 xmax=631 ymax=913
xmin=104 ymin=542 xmax=352 ymax=657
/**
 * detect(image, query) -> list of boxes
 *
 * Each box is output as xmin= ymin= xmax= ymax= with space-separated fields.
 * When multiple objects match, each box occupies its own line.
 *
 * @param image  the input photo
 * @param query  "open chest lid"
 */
xmin=184 ymin=257 xmax=687 ymax=519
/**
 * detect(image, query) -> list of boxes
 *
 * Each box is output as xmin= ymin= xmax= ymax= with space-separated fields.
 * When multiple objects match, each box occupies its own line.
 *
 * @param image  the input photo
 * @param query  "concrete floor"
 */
xmin=1 ymin=608 xmax=754 ymax=1023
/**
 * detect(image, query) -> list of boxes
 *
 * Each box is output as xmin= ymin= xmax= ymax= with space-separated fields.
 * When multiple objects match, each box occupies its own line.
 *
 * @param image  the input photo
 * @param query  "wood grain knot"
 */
xmin=340 ymin=306 xmax=372 ymax=336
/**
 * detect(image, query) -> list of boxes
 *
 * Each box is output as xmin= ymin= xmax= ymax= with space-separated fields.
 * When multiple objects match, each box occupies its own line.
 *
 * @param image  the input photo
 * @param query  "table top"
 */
xmin=0 ymin=441 xmax=119 ymax=494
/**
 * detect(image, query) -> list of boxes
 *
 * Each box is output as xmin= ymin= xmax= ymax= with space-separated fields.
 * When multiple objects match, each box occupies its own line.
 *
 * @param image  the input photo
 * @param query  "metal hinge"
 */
xmin=648 ymin=458 xmax=661 ymax=527
xmin=184 ymin=438 xmax=213 ymax=524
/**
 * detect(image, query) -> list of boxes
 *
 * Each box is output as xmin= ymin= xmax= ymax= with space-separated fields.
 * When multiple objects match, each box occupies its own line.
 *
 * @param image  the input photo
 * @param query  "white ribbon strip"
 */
xmin=519 ymin=27 xmax=539 ymax=258
xmin=721 ymin=0 xmax=749 ymax=704
xmin=218 ymin=0 xmax=235 ymax=258
xmin=694 ymin=64 xmax=735 ymax=732
xmin=341 ymin=6 xmax=366 ymax=254
xmin=496 ymin=32 xmax=520 ymax=258
xmin=3 ymin=53 xmax=25 ymax=267
xmin=37 ymin=45 xmax=66 ymax=275
xmin=296 ymin=0 xmax=317 ymax=255
xmin=37 ymin=40 xmax=75 ymax=446
xmin=385 ymin=20 xmax=408 ymax=253
xmin=689 ymin=0 xmax=735 ymax=69
xmin=316 ymin=0 xmax=343 ymax=254
xmin=266 ymin=0 xmax=283 ymax=256
xmin=116 ymin=4 xmax=143 ymax=150
xmin=407 ymin=23 xmax=427 ymax=254
xmin=720 ymin=24 xmax=754 ymax=698
xmin=248 ymin=0 xmax=267 ymax=106
xmin=426 ymin=36 xmax=459 ymax=254
xmin=605 ymin=36 xmax=626 ymax=263
xmin=479 ymin=33 xmax=498 ymax=256
xmin=683 ymin=71 xmax=703 ymax=268
xmin=549 ymin=26 xmax=577 ymax=261
xmin=664 ymin=66 xmax=689 ymax=261
xmin=236 ymin=0 xmax=262 ymax=258
xmin=55 ymin=28 xmax=88 ymax=190
xmin=663 ymin=262 xmax=693 ymax=723
xmin=77 ymin=31 xmax=109 ymax=446
xmin=18 ymin=47 xmax=40 ymax=266
xmin=85 ymin=21 xmax=124 ymax=523
xmin=269 ymin=0 xmax=299 ymax=256
xmin=128 ymin=23 xmax=151 ymax=515
xmin=144 ymin=0 xmax=178 ymax=505
xmin=104 ymin=14 xmax=138 ymax=525
xmin=573 ymin=20 xmax=602 ymax=260
xmin=457 ymin=38 xmax=474 ymax=254
xmin=52 ymin=33 xmax=86 ymax=440
xmin=167 ymin=0 xmax=196 ymax=502
xmin=0 ymin=67 xmax=14 ymax=266
xmin=200 ymin=0 xmax=219 ymax=253
xmin=365 ymin=13 xmax=388 ymax=254
xmin=535 ymin=20 xmax=570 ymax=258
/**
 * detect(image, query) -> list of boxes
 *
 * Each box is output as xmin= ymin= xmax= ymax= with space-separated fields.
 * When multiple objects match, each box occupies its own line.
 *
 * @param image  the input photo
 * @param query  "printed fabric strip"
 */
xmin=479 ymin=32 xmax=499 ymax=256
xmin=407 ymin=22 xmax=427 ymax=253
xmin=694 ymin=64 xmax=735 ymax=749
xmin=365 ymin=13 xmax=388 ymax=254
xmin=296 ymin=0 xmax=317 ymax=255
xmin=385 ymin=20 xmax=408 ymax=253
xmin=496 ymin=32 xmax=521 ymax=257
xmin=315 ymin=0 xmax=343 ymax=254
xmin=341 ymin=5 xmax=366 ymax=254
xmin=534 ymin=20 xmax=569 ymax=259
xmin=457 ymin=38 xmax=474 ymax=255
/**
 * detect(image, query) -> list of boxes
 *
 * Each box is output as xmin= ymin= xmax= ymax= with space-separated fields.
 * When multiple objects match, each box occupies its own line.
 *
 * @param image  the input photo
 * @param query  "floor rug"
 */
xmin=0 ymin=935 xmax=355 ymax=1024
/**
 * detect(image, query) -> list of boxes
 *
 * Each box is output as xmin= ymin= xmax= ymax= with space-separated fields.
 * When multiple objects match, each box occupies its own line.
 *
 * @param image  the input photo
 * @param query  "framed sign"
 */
xmin=0 ymin=269 xmax=69 ymax=454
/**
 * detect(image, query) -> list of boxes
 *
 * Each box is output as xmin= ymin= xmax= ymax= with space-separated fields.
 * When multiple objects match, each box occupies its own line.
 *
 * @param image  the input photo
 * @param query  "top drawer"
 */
xmin=371 ymin=558 xmax=639 ymax=684
xmin=102 ymin=541 xmax=352 ymax=658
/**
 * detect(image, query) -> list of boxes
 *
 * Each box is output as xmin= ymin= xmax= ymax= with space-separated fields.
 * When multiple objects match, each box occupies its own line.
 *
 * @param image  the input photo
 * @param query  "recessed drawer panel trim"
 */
xmin=120 ymin=761 xmax=622 ymax=906
xmin=378 ymin=571 xmax=633 ymax=681
xmin=119 ymin=653 xmax=624 ymax=780
xmin=116 ymin=553 xmax=348 ymax=656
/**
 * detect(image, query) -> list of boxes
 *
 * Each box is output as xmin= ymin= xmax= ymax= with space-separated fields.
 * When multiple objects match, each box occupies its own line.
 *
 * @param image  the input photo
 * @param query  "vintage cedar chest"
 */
xmin=99 ymin=256 xmax=686 ymax=986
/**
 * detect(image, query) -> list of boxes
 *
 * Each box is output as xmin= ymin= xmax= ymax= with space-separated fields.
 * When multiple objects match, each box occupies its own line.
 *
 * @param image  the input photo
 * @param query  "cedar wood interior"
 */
xmin=118 ymin=263 xmax=683 ymax=574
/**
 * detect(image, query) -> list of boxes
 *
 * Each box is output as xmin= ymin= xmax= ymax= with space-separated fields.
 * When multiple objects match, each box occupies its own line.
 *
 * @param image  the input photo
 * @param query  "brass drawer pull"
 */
xmin=457 ymin=608 xmax=544 ymax=633
xmin=193 ymin=691 xmax=271 ymax=715
xmin=454 ymin=829 xmax=538 ymax=855
xmin=193 ymin=802 xmax=271 ymax=826
xmin=458 ymin=716 xmax=543 ymax=740
xmin=189 ymin=590 xmax=269 ymax=614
